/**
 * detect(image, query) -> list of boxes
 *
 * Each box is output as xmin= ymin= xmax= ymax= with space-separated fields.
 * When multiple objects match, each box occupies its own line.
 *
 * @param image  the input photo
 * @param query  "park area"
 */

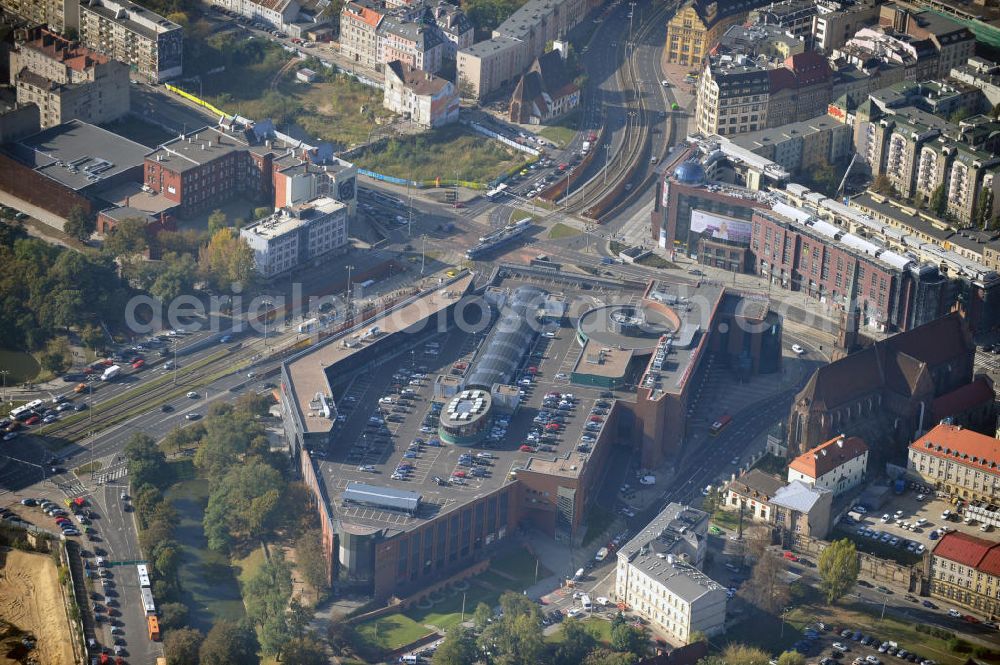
xmin=0 ymin=548 xmax=76 ymax=665
xmin=355 ymin=548 xmax=550 ymax=651
xmin=350 ymin=125 xmax=529 ymax=185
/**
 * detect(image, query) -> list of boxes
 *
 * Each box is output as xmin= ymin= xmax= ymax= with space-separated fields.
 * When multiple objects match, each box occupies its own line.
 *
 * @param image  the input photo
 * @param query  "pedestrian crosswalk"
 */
xmin=93 ymin=457 xmax=129 ymax=485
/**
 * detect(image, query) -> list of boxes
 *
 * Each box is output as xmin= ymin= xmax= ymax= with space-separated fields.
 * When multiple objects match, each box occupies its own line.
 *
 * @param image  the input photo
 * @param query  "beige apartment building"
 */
xmin=908 ymin=423 xmax=1000 ymax=502
xmin=78 ymin=0 xmax=183 ymax=82
xmin=0 ymin=0 xmax=78 ymax=33
xmin=929 ymin=532 xmax=1000 ymax=620
xmin=11 ymin=26 xmax=129 ymax=128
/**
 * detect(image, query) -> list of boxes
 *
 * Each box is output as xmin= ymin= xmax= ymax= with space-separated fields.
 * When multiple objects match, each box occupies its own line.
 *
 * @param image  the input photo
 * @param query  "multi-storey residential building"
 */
xmin=878 ymin=5 xmax=975 ymax=79
xmin=908 ymin=423 xmax=1000 ymax=501
xmin=812 ymin=0 xmax=878 ymax=54
xmin=240 ymin=196 xmax=348 ymax=278
xmin=11 ymin=27 xmax=129 ymax=128
xmin=615 ymin=535 xmax=726 ymax=645
xmin=665 ymin=0 xmax=772 ymax=67
xmin=383 ymin=59 xmax=458 ymax=127
xmin=788 ymin=434 xmax=869 ymax=495
xmin=428 ymin=0 xmax=472 ymax=58
xmin=696 ymin=46 xmax=832 ymax=137
xmin=273 ymin=160 xmax=357 ymax=217
xmin=456 ymin=0 xmax=586 ymax=100
xmin=618 ymin=503 xmax=710 ymax=568
xmin=929 ymin=532 xmax=1000 ymax=620
xmin=379 ymin=16 xmax=444 ymax=73
xmin=731 ymin=113 xmax=852 ymax=174
xmin=748 ymin=0 xmax=817 ymax=39
xmin=0 ymin=0 xmax=77 ymax=33
xmin=214 ymin=0 xmax=301 ymax=29
xmin=340 ymin=0 xmax=386 ymax=69
xmin=714 ymin=23 xmax=805 ymax=62
xmin=78 ymin=0 xmax=183 ymax=82
xmin=946 ymin=144 xmax=1000 ymax=225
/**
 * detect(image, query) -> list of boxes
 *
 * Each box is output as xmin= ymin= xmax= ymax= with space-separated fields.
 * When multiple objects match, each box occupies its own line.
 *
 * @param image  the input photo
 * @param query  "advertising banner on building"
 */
xmin=690 ymin=209 xmax=752 ymax=245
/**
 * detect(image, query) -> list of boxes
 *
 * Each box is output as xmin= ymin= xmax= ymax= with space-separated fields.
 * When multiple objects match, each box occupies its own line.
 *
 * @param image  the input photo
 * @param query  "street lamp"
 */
xmin=0 ymin=369 xmax=8 ymax=402
xmin=262 ymin=300 xmax=273 ymax=348
xmin=345 ymin=265 xmax=354 ymax=316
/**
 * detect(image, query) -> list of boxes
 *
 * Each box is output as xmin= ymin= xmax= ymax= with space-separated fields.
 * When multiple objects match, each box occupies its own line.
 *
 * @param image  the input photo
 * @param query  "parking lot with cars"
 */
xmin=782 ymin=620 xmax=942 ymax=665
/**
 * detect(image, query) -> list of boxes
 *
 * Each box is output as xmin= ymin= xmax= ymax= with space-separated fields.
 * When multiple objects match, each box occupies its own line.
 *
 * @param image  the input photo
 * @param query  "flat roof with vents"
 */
xmin=342 ymin=482 xmax=422 ymax=514
xmin=440 ymin=389 xmax=492 ymax=428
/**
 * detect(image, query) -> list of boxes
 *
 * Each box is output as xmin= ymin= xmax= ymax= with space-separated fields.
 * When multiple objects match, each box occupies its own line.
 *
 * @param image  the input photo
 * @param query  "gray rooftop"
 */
xmin=80 ymin=0 xmax=181 ymax=40
xmin=460 ymin=35 xmax=520 ymax=58
xmin=770 ymin=480 xmax=829 ymax=513
xmin=10 ymin=119 xmax=149 ymax=191
xmin=619 ymin=503 xmax=709 ymax=565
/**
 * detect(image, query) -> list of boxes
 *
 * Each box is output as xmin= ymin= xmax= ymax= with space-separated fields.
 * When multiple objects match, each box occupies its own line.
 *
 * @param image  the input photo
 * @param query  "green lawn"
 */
xmin=546 ymin=616 xmax=613 ymax=644
xmin=233 ymin=545 xmax=267 ymax=587
xmin=351 ymin=125 xmax=527 ymax=184
xmin=711 ymin=508 xmax=742 ymax=532
xmin=537 ymin=111 xmax=581 ymax=147
xmin=636 ymin=254 xmax=678 ymax=269
xmin=355 ymin=613 xmax=434 ymax=651
xmin=511 ymin=209 xmax=534 ymax=223
xmin=489 ymin=547 xmax=551 ymax=587
xmin=548 ymin=222 xmax=581 ymax=240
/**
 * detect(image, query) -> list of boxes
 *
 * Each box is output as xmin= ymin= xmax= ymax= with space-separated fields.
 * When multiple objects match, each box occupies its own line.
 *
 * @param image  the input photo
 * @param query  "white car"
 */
xmin=948 ymin=608 xmax=962 ymax=617
xmin=567 ymin=607 xmax=584 ymax=618
xmin=639 ymin=475 xmax=656 ymax=485
xmin=595 ymin=597 xmax=609 ymax=606
xmin=555 ymin=372 xmax=568 ymax=379
xmin=791 ymin=344 xmax=805 ymax=354
xmin=833 ymin=643 xmax=850 ymax=652
xmin=186 ymin=391 xmax=198 ymax=399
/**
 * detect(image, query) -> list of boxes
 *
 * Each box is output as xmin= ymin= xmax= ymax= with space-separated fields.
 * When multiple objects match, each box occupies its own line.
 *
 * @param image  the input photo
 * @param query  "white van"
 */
xmin=573 ymin=568 xmax=585 ymax=582
xmin=581 ymin=594 xmax=592 ymax=611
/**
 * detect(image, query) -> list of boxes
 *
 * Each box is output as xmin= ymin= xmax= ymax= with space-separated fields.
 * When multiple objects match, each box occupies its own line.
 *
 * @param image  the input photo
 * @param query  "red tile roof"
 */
xmin=910 ymin=424 xmax=999 ymax=475
xmin=22 ymin=28 xmax=109 ymax=72
xmin=932 ymin=376 xmax=995 ymax=421
xmin=789 ymin=435 xmax=868 ymax=479
xmin=932 ymin=531 xmax=1000 ymax=576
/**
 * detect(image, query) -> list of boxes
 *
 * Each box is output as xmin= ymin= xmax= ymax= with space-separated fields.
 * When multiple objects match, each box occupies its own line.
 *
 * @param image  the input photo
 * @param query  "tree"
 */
xmin=741 ymin=551 xmax=790 ymax=613
xmin=326 ymin=618 xmax=361 ymax=657
xmin=433 ymin=625 xmax=478 ymax=665
xmin=610 ymin=622 xmax=648 ymax=658
xmin=702 ymin=487 xmax=722 ymax=515
xmin=744 ymin=525 xmax=773 ymax=561
xmin=721 ymin=644 xmax=772 ymax=665
xmin=158 ymin=602 xmax=189 ymax=630
xmin=872 ymin=174 xmax=892 ymax=195
xmin=198 ymin=227 xmax=256 ymax=290
xmin=79 ymin=324 xmax=106 ymax=353
xmin=103 ymin=217 xmax=149 ymax=280
xmin=207 ymin=209 xmax=229 ymax=235
xmin=296 ymin=530 xmax=330 ymax=596
xmin=583 ymin=649 xmax=638 ymax=665
xmin=929 ymin=182 xmax=947 ymax=216
xmin=199 ymin=620 xmax=259 ymax=665
xmin=163 ymin=627 xmax=203 ymax=665
xmin=166 ymin=10 xmax=189 ymax=28
xmin=818 ymin=539 xmax=860 ymax=604
xmin=64 ymin=206 xmax=95 ymax=241
xmin=260 ymin=613 xmax=293 ymax=659
xmin=473 ymin=601 xmax=493 ymax=630
xmin=477 ymin=592 xmax=546 ymax=665
xmin=777 ymin=651 xmax=807 ymax=665
xmin=282 ymin=635 xmax=328 ymax=665
xmin=553 ymin=618 xmax=598 ymax=665
xmin=39 ymin=337 xmax=72 ymax=375
xmin=254 ymin=206 xmax=273 ymax=220
xmin=975 ymin=188 xmax=994 ymax=230
xmin=151 ymin=252 xmax=198 ymax=302
xmin=243 ymin=553 xmax=294 ymax=629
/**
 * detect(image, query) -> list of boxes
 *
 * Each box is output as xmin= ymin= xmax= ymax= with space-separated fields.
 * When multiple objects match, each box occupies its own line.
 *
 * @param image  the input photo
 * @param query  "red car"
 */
xmin=526 ymin=366 xmax=538 ymax=374
xmin=589 ymin=416 xmax=603 ymax=422
xmin=545 ymin=423 xmax=561 ymax=431
xmin=783 ymin=551 xmax=798 ymax=562
xmin=101 ymin=359 xmax=114 ymax=366
xmin=519 ymin=445 xmax=534 ymax=452
xmin=452 ymin=470 xmax=466 ymax=478
xmin=131 ymin=359 xmax=145 ymax=369
xmin=24 ymin=415 xmax=40 ymax=425
xmin=83 ymin=367 xmax=95 ymax=375
xmin=963 ymin=615 xmax=980 ymax=623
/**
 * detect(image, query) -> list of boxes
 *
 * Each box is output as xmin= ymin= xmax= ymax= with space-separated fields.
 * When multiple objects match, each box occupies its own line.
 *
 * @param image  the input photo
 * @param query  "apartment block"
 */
xmin=379 ymin=16 xmax=444 ymax=73
xmin=241 ymin=196 xmax=348 ymax=278
xmin=946 ymin=144 xmax=1000 ymax=226
xmin=788 ymin=434 xmax=869 ymax=495
xmin=428 ymin=0 xmax=472 ymax=58
xmin=878 ymin=5 xmax=975 ymax=79
xmin=929 ymin=532 xmax=1000 ymax=620
xmin=340 ymin=0 xmax=386 ymax=69
xmin=731 ymin=114 xmax=852 ymax=174
xmin=383 ymin=59 xmax=458 ymax=127
xmin=11 ymin=26 xmax=129 ymax=128
xmin=456 ymin=0 xmax=586 ymax=100
xmin=908 ymin=423 xmax=1000 ymax=502
xmin=273 ymin=160 xmax=357 ymax=217
xmin=78 ymin=0 xmax=183 ymax=82
xmin=748 ymin=0 xmax=817 ymax=39
xmin=616 ymin=531 xmax=726 ymax=645
xmin=0 ymin=0 xmax=78 ymax=33
xmin=340 ymin=0 xmax=462 ymax=73
xmin=811 ymin=0 xmax=878 ymax=53
xmin=214 ymin=0 xmax=301 ymax=29
xmin=951 ymin=57 xmax=1000 ymax=108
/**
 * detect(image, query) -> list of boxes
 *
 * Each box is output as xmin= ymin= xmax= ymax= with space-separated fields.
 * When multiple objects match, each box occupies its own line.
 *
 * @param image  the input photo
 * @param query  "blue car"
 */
xmin=922 ymin=600 xmax=937 ymax=609
xmin=403 ymin=452 xmax=417 ymax=458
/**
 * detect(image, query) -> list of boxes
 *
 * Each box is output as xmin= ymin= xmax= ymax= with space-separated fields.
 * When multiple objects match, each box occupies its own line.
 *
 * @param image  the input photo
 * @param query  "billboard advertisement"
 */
xmin=690 ymin=210 xmax=752 ymax=245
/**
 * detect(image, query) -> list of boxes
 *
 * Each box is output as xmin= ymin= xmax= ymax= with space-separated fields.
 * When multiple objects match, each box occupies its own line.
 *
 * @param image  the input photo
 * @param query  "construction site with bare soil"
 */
xmin=0 ymin=548 xmax=76 ymax=665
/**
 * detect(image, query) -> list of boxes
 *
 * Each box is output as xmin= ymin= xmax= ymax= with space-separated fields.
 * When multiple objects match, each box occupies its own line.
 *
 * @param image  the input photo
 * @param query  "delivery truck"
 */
xmin=101 ymin=365 xmax=121 ymax=381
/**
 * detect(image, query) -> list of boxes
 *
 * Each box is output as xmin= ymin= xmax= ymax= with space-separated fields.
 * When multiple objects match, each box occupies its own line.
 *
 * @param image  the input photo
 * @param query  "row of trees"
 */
xmin=421 ymin=592 xmax=648 ymax=665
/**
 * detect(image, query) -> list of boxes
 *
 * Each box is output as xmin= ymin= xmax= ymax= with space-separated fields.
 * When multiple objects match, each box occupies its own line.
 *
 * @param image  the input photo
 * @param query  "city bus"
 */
xmin=136 ymin=564 xmax=150 ymax=588
xmin=10 ymin=399 xmax=44 ymax=420
xmin=140 ymin=586 xmax=156 ymax=615
xmin=486 ymin=183 xmax=509 ymax=201
xmin=709 ymin=415 xmax=732 ymax=436
xmin=147 ymin=615 xmax=160 ymax=641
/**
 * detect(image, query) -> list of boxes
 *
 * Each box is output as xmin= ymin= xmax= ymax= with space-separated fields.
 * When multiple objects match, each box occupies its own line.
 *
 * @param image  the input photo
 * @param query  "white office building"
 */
xmin=615 ymin=503 xmax=726 ymax=646
xmin=241 ymin=196 xmax=348 ymax=278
